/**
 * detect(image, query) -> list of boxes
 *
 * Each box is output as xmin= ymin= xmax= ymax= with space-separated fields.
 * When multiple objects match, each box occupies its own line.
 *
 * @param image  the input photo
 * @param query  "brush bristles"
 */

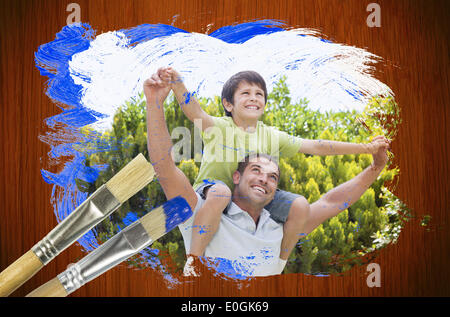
xmin=140 ymin=197 xmax=192 ymax=241
xmin=105 ymin=154 xmax=155 ymax=203
xmin=140 ymin=207 xmax=167 ymax=241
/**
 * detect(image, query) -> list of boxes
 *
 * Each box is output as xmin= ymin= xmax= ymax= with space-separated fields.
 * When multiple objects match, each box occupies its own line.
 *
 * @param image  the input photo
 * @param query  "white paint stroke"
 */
xmin=69 ymin=28 xmax=393 ymax=130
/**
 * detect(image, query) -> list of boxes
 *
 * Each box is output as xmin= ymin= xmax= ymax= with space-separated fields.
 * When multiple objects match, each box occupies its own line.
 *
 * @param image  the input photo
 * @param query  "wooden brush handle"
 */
xmin=0 ymin=250 xmax=44 ymax=297
xmin=26 ymin=277 xmax=67 ymax=297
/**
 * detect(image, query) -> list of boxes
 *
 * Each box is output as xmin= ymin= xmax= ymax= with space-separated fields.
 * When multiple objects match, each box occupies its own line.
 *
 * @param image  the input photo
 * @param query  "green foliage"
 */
xmin=80 ymin=79 xmax=405 ymax=275
xmin=359 ymin=94 xmax=401 ymax=140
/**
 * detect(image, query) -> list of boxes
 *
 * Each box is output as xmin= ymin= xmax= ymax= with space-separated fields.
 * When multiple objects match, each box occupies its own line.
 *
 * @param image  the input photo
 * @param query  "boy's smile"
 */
xmin=223 ymin=81 xmax=266 ymax=128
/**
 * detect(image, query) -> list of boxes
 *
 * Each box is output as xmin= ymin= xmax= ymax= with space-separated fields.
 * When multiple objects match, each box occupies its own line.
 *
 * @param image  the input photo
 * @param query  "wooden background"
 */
xmin=1 ymin=0 xmax=449 ymax=297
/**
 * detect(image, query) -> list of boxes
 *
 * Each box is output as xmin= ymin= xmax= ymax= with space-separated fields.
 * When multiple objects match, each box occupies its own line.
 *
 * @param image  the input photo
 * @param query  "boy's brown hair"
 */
xmin=221 ymin=71 xmax=268 ymax=117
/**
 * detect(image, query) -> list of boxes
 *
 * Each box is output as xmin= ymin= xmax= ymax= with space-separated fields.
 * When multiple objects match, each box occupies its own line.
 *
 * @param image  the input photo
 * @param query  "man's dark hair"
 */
xmin=221 ymin=71 xmax=268 ymax=117
xmin=236 ymin=153 xmax=280 ymax=181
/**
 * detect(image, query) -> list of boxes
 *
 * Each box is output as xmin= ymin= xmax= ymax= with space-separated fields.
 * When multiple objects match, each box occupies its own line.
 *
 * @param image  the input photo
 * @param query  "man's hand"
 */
xmin=305 ymin=135 xmax=390 ymax=235
xmin=364 ymin=135 xmax=391 ymax=155
xmin=143 ymin=67 xmax=172 ymax=105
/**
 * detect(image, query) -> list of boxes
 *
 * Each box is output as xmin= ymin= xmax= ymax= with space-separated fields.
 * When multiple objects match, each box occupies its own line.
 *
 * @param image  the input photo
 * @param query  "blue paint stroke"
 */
xmin=199 ymin=248 xmax=280 ymax=280
xmin=198 ymin=256 xmax=256 ymax=281
xmin=194 ymin=225 xmax=210 ymax=235
xmin=297 ymin=239 xmax=310 ymax=246
xmin=338 ymin=198 xmax=352 ymax=211
xmin=163 ymin=196 xmax=193 ymax=233
xmin=220 ymin=143 xmax=257 ymax=156
xmin=260 ymin=247 xmax=275 ymax=261
xmin=202 ymin=178 xmax=216 ymax=185
xmin=182 ymin=91 xmax=194 ymax=105
xmin=339 ymin=74 xmax=365 ymax=101
xmin=183 ymin=224 xmax=211 ymax=235
xmin=35 ymin=23 xmax=97 ymax=120
xmin=209 ymin=19 xmax=285 ymax=44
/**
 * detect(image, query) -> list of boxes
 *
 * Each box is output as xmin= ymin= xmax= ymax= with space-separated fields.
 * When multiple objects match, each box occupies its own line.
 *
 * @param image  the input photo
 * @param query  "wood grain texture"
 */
xmin=0 ymin=0 xmax=449 ymax=297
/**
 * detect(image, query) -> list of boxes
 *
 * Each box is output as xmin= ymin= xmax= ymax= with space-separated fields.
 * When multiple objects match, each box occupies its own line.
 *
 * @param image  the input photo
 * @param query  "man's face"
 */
xmin=233 ymin=156 xmax=279 ymax=207
xmin=224 ymin=81 xmax=266 ymax=122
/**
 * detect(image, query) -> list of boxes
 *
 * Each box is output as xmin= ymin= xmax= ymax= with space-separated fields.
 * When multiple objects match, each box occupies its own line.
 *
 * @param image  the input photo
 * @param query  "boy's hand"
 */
xmin=371 ymin=140 xmax=389 ymax=170
xmin=166 ymin=67 xmax=183 ymax=86
xmin=364 ymin=135 xmax=391 ymax=155
xmin=143 ymin=67 xmax=171 ymax=104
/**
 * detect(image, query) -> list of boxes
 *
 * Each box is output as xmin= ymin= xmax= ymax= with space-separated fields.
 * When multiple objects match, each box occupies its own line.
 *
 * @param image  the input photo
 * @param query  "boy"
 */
xmin=149 ymin=67 xmax=389 ymax=273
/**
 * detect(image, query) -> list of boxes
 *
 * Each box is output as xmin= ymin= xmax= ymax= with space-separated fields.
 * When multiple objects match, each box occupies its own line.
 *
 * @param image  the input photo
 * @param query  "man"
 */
xmin=144 ymin=71 xmax=389 ymax=277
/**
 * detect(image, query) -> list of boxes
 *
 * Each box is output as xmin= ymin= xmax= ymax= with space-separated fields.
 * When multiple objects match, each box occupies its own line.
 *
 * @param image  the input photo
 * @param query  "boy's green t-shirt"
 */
xmin=193 ymin=116 xmax=303 ymax=190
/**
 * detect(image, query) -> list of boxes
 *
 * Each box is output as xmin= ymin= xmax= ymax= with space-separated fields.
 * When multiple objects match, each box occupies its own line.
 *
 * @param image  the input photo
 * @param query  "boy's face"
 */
xmin=223 ymin=81 xmax=266 ymax=123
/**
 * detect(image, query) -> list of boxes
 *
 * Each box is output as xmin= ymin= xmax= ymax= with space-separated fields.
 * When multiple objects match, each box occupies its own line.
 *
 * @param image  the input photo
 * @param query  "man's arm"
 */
xmin=144 ymin=71 xmax=198 ymax=210
xmin=299 ymin=135 xmax=390 ymax=156
xmin=302 ymin=145 xmax=389 ymax=235
xmin=165 ymin=67 xmax=215 ymax=131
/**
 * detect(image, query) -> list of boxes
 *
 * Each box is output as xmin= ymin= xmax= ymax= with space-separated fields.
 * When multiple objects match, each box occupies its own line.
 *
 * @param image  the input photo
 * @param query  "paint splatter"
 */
xmin=202 ymin=178 xmax=216 ymax=185
xmin=187 ymin=224 xmax=211 ymax=235
xmin=338 ymin=198 xmax=352 ymax=211
xmin=199 ymin=247 xmax=278 ymax=280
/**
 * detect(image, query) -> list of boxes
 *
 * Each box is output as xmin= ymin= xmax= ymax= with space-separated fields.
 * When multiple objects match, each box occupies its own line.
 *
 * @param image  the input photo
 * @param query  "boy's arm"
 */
xmin=299 ymin=135 xmax=390 ymax=156
xmin=302 ymin=144 xmax=388 ymax=235
xmin=165 ymin=68 xmax=215 ymax=131
xmin=144 ymin=71 xmax=198 ymax=210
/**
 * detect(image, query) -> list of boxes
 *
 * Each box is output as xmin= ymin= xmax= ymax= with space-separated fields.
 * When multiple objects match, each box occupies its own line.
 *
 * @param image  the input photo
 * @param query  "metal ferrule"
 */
xmin=32 ymin=185 xmax=121 ymax=265
xmin=57 ymin=220 xmax=151 ymax=295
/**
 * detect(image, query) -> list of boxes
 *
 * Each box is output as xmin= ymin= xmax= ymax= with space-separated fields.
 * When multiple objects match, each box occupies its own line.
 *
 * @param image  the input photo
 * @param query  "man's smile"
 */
xmin=251 ymin=184 xmax=268 ymax=194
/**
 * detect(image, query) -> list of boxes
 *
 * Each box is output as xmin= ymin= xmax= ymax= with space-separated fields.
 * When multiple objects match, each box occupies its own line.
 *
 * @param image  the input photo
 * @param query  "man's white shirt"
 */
xmin=179 ymin=193 xmax=286 ymax=277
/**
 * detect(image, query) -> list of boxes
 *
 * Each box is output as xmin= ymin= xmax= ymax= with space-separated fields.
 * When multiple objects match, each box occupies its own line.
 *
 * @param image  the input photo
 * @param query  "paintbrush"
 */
xmin=0 ymin=153 xmax=155 ymax=297
xmin=26 ymin=196 xmax=192 ymax=297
